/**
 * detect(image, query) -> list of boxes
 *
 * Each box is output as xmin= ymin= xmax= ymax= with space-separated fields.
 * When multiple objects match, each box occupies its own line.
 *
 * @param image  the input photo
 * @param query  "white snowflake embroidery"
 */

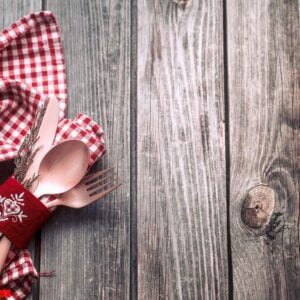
xmin=0 ymin=192 xmax=27 ymax=223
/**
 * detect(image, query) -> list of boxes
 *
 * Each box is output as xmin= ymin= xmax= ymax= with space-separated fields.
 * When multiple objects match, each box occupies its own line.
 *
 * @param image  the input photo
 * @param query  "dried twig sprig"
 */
xmin=14 ymin=105 xmax=46 ymax=189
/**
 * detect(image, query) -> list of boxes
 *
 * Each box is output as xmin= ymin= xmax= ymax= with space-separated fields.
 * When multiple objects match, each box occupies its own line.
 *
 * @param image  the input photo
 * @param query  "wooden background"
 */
xmin=0 ymin=0 xmax=299 ymax=299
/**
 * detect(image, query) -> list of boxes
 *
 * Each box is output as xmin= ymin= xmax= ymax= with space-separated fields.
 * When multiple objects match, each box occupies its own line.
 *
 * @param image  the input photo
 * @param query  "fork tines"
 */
xmin=84 ymin=168 xmax=120 ymax=198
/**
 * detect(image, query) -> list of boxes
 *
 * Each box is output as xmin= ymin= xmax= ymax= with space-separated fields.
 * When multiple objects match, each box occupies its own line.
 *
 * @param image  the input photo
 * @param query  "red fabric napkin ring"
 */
xmin=0 ymin=177 xmax=51 ymax=249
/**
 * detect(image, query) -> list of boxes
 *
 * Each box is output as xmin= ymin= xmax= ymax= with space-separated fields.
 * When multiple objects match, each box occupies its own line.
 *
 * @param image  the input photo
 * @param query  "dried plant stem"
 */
xmin=14 ymin=105 xmax=46 ymax=189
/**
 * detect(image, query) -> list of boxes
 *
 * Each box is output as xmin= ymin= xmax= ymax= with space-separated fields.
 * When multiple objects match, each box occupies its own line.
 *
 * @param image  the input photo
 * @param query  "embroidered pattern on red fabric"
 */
xmin=0 ymin=193 xmax=27 ymax=223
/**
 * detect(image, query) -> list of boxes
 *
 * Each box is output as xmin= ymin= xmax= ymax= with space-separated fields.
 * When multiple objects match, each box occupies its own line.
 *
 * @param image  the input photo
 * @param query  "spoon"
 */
xmin=34 ymin=139 xmax=90 ymax=197
xmin=0 ymin=140 xmax=90 ymax=271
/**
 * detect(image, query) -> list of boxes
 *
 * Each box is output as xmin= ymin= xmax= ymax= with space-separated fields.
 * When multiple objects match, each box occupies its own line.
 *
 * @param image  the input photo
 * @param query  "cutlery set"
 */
xmin=0 ymin=98 xmax=119 ymax=272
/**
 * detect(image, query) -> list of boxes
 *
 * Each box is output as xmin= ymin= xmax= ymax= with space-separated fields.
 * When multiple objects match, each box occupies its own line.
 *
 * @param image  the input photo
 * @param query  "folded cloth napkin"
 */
xmin=0 ymin=12 xmax=105 ymax=299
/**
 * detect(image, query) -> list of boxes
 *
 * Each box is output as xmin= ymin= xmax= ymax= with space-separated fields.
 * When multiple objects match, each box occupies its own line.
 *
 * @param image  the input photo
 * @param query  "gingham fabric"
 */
xmin=0 ymin=12 xmax=105 ymax=299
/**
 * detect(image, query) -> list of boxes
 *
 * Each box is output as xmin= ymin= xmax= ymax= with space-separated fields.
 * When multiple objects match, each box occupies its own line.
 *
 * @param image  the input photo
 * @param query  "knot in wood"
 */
xmin=241 ymin=185 xmax=275 ymax=229
xmin=173 ymin=0 xmax=191 ymax=7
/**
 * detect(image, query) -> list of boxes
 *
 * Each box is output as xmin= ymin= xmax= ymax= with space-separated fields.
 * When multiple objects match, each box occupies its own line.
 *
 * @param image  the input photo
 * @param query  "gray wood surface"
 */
xmin=0 ymin=0 xmax=41 ymax=24
xmin=137 ymin=1 xmax=228 ymax=299
xmin=227 ymin=1 xmax=300 ymax=299
xmin=0 ymin=0 xmax=299 ymax=299
xmin=38 ymin=0 xmax=131 ymax=299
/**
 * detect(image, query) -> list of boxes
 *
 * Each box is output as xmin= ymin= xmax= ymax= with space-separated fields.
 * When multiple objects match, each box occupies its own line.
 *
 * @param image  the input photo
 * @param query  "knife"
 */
xmin=0 ymin=97 xmax=60 ymax=272
xmin=25 ymin=96 xmax=60 ymax=191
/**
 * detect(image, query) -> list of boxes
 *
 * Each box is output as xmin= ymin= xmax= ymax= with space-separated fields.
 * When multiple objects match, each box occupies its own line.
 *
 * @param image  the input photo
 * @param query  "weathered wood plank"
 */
xmin=228 ymin=1 xmax=300 ymax=299
xmin=0 ymin=0 xmax=41 ymax=27
xmin=0 ymin=2 xmax=42 ymax=300
xmin=39 ymin=1 xmax=131 ymax=299
xmin=137 ymin=1 xmax=228 ymax=299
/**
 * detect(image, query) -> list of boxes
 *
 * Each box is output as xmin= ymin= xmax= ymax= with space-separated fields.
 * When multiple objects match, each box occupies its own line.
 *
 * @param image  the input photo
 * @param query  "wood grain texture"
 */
xmin=137 ymin=1 xmax=228 ymax=299
xmin=228 ymin=1 xmax=300 ymax=299
xmin=2 ymin=1 xmax=300 ymax=299
xmin=39 ymin=1 xmax=131 ymax=299
xmin=0 ymin=0 xmax=41 ymax=27
xmin=0 ymin=2 xmax=42 ymax=300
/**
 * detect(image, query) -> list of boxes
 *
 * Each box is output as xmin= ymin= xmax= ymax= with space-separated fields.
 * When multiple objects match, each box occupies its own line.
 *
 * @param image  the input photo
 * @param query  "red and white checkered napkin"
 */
xmin=0 ymin=12 xmax=105 ymax=299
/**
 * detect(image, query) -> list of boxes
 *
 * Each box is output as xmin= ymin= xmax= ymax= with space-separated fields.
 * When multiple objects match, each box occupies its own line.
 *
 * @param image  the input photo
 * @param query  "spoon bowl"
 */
xmin=34 ymin=140 xmax=90 ymax=197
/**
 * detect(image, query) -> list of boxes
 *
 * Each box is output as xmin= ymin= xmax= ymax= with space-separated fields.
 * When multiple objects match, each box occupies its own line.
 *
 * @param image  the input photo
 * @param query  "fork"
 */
xmin=46 ymin=168 xmax=120 ymax=209
xmin=0 ymin=169 xmax=119 ymax=272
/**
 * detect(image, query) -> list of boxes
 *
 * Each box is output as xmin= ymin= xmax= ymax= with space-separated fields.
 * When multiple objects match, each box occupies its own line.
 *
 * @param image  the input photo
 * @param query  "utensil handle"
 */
xmin=0 ymin=236 xmax=11 ymax=272
xmin=46 ymin=198 xmax=62 ymax=209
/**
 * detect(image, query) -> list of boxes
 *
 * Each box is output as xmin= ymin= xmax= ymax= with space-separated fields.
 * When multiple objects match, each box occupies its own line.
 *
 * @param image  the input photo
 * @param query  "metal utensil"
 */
xmin=34 ymin=140 xmax=90 ymax=198
xmin=46 ymin=168 xmax=120 ymax=209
